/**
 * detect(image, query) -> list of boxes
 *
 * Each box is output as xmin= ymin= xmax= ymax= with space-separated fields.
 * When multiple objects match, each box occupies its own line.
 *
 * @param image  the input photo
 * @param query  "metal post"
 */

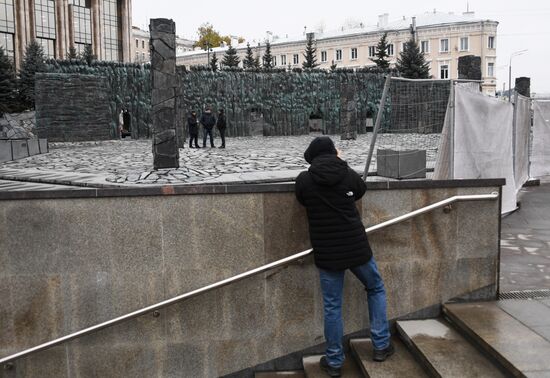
xmin=512 ymin=91 xmax=518 ymax=176
xmin=363 ymin=75 xmax=391 ymax=180
xmin=449 ymin=80 xmax=456 ymax=178
xmin=508 ymin=62 xmax=512 ymax=102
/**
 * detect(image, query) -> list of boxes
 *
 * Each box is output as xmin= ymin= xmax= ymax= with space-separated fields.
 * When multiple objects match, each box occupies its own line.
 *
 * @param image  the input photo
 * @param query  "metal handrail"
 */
xmin=0 ymin=191 xmax=500 ymax=366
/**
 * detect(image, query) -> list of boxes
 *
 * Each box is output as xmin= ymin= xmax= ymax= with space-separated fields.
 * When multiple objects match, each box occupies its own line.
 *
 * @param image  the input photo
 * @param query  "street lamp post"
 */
xmin=508 ymin=49 xmax=528 ymax=102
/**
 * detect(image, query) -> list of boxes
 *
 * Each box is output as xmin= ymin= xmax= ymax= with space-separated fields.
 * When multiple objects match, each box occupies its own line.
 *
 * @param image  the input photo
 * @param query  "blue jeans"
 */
xmin=203 ymin=128 xmax=214 ymax=147
xmin=319 ymin=257 xmax=390 ymax=368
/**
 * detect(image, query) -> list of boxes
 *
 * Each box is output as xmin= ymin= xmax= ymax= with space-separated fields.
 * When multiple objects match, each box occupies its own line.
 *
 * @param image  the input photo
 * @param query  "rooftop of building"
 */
xmin=132 ymin=26 xmax=195 ymax=46
xmin=177 ymin=10 xmax=498 ymax=58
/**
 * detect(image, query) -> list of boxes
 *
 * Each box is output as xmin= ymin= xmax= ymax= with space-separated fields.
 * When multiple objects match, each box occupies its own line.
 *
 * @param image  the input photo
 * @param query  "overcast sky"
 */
xmin=133 ymin=1 xmax=550 ymax=93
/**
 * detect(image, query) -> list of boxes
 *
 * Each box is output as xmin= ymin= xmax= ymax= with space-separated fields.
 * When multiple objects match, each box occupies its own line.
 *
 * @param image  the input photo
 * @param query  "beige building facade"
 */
xmin=0 ymin=0 xmax=133 ymax=69
xmin=177 ymin=11 xmax=498 ymax=95
xmin=131 ymin=25 xmax=194 ymax=63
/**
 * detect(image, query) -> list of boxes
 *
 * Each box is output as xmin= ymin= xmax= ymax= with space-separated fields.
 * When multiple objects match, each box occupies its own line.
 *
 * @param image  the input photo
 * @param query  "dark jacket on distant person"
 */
xmin=295 ymin=137 xmax=372 ymax=271
xmin=216 ymin=112 xmax=227 ymax=130
xmin=187 ymin=114 xmax=198 ymax=135
xmin=200 ymin=112 xmax=216 ymax=130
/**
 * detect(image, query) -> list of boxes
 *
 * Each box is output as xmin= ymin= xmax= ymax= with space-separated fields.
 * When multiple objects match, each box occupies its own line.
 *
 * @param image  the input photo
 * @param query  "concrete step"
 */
xmin=255 ymin=371 xmax=305 ymax=378
xmin=350 ymin=337 xmax=428 ymax=378
xmin=444 ymin=302 xmax=550 ymax=377
xmin=302 ymin=355 xmax=363 ymax=378
xmin=397 ymin=319 xmax=506 ymax=378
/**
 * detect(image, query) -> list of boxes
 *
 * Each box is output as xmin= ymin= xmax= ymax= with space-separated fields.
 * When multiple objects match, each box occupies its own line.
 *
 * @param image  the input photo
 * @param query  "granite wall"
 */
xmin=0 ymin=181 xmax=502 ymax=377
xmin=176 ymin=69 xmax=388 ymax=138
xmin=35 ymin=74 xmax=112 ymax=142
xmin=41 ymin=60 xmax=152 ymax=140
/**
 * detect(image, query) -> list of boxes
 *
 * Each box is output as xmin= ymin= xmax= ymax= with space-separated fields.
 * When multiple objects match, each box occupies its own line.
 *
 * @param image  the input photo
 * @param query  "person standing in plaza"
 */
xmin=216 ymin=108 xmax=227 ymax=148
xmin=295 ymin=137 xmax=393 ymax=377
xmin=200 ymin=107 xmax=216 ymax=148
xmin=187 ymin=110 xmax=200 ymax=148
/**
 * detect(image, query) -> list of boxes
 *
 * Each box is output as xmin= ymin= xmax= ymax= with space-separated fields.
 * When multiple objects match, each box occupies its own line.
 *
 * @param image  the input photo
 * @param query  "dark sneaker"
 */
xmin=373 ymin=343 xmax=395 ymax=362
xmin=320 ymin=356 xmax=341 ymax=377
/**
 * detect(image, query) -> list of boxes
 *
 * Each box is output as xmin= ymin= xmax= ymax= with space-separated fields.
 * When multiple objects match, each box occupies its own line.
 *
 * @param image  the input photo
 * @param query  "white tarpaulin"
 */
xmin=514 ymin=94 xmax=531 ymax=190
xmin=532 ymin=100 xmax=550 ymax=177
xmin=452 ymin=86 xmax=516 ymax=214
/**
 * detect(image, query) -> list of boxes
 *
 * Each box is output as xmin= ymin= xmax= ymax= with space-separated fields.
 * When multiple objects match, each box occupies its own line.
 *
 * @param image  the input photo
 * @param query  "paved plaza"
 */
xmin=500 ymin=177 xmax=550 ymax=293
xmin=0 ymin=134 xmax=440 ymax=187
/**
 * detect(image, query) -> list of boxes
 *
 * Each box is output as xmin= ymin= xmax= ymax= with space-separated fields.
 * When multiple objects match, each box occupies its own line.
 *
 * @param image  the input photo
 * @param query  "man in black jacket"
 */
xmin=295 ymin=137 xmax=392 ymax=377
xmin=216 ymin=108 xmax=227 ymax=148
xmin=199 ymin=107 xmax=216 ymax=148
xmin=187 ymin=110 xmax=200 ymax=148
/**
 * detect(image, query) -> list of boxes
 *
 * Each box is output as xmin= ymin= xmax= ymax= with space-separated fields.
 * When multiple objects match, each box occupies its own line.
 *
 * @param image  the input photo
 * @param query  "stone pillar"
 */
xmin=340 ymin=81 xmax=357 ymax=140
xmin=120 ymin=0 xmax=131 ymax=62
xmin=55 ymin=0 xmax=67 ymax=58
xmin=150 ymin=18 xmax=179 ymax=169
xmin=91 ymin=0 xmax=102 ymax=59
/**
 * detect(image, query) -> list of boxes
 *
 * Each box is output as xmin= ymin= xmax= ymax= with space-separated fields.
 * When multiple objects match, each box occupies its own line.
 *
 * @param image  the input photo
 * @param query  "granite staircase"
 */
xmin=255 ymin=300 xmax=550 ymax=378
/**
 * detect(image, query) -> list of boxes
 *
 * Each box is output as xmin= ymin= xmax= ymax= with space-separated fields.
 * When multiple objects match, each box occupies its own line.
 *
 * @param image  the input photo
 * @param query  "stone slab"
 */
xmin=397 ymin=319 xmax=505 ymax=377
xmin=27 ymin=139 xmax=40 ymax=156
xmin=350 ymin=337 xmax=428 ymax=378
xmin=255 ymin=372 xmax=305 ymax=378
xmin=10 ymin=140 xmax=28 ymax=160
xmin=38 ymin=139 xmax=48 ymax=154
xmin=497 ymin=300 xmax=550 ymax=328
xmin=444 ymin=302 xmax=550 ymax=375
xmin=302 ymin=355 xmax=362 ymax=378
xmin=0 ymin=140 xmax=12 ymax=162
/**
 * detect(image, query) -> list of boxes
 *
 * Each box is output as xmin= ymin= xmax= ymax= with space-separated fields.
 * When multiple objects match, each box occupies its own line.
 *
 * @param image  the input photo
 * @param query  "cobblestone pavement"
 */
xmin=500 ymin=177 xmax=550 ymax=292
xmin=0 ymin=134 xmax=440 ymax=186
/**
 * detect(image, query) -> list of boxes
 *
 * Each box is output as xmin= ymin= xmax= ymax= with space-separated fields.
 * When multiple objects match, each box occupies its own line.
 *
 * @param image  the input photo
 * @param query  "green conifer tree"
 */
xmin=82 ymin=44 xmax=96 ymax=65
xmin=371 ymin=32 xmax=391 ymax=71
xmin=66 ymin=46 xmax=78 ymax=60
xmin=0 ymin=46 xmax=17 ymax=115
xmin=396 ymin=38 xmax=430 ymax=79
xmin=302 ymin=33 xmax=319 ymax=69
xmin=253 ymin=55 xmax=261 ymax=69
xmin=262 ymin=41 xmax=273 ymax=69
xmin=221 ymin=44 xmax=240 ymax=68
xmin=243 ymin=43 xmax=255 ymax=69
xmin=210 ymin=52 xmax=218 ymax=71
xmin=18 ymin=40 xmax=46 ymax=110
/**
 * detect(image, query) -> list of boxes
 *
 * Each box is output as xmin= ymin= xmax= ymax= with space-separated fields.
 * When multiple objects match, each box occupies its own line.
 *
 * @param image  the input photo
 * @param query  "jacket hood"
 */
xmin=308 ymin=154 xmax=348 ymax=186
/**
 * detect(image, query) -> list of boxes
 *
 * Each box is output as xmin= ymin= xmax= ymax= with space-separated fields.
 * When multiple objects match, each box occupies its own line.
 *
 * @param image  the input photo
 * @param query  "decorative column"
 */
xmin=120 ymin=0 xmax=131 ymax=62
xmin=340 ymin=81 xmax=357 ymax=140
xmin=90 ymin=0 xmax=102 ymax=60
xmin=150 ymin=18 xmax=179 ymax=169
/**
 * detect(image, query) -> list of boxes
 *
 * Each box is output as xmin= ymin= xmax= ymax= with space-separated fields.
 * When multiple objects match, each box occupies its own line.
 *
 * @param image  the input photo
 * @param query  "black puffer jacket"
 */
xmin=295 ymin=154 xmax=372 ymax=270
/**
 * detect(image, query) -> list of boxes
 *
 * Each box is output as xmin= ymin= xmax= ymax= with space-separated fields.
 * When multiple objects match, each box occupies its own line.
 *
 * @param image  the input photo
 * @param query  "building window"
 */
xmin=440 ymin=63 xmax=449 ymax=79
xmin=368 ymin=46 xmax=376 ymax=57
xmin=0 ymin=0 xmax=15 ymax=60
xmin=142 ymin=52 xmax=145 ymax=61
xmin=335 ymin=49 xmax=342 ymax=61
xmin=280 ymin=54 xmax=286 ymax=65
xmin=421 ymin=40 xmax=430 ymax=54
xmin=293 ymin=53 xmax=299 ymax=65
xmin=135 ymin=39 xmax=139 ymax=48
xmin=488 ymin=36 xmax=495 ymax=49
xmin=460 ymin=37 xmax=469 ymax=51
xmin=440 ymin=38 xmax=449 ymax=53
xmin=321 ymin=50 xmax=327 ymax=62
xmin=350 ymin=47 xmax=358 ymax=60
xmin=142 ymin=40 xmax=145 ymax=49
xmin=487 ymin=62 xmax=495 ymax=77
xmin=36 ymin=38 xmax=55 ymax=58
xmin=387 ymin=44 xmax=394 ymax=56
xmin=273 ymin=56 xmax=277 ymax=66
xmin=102 ymin=0 xmax=121 ymax=61
xmin=72 ymin=0 xmax=92 ymax=54
xmin=34 ymin=0 xmax=56 ymax=58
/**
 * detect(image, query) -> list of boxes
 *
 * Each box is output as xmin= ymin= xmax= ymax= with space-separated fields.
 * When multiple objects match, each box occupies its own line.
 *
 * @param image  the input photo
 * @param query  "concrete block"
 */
xmin=39 ymin=138 xmax=48 ymax=154
xmin=0 ymin=139 xmax=12 ymax=162
xmin=377 ymin=149 xmax=426 ymax=179
xmin=27 ymin=139 xmax=40 ymax=156
xmin=10 ymin=140 xmax=29 ymax=160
